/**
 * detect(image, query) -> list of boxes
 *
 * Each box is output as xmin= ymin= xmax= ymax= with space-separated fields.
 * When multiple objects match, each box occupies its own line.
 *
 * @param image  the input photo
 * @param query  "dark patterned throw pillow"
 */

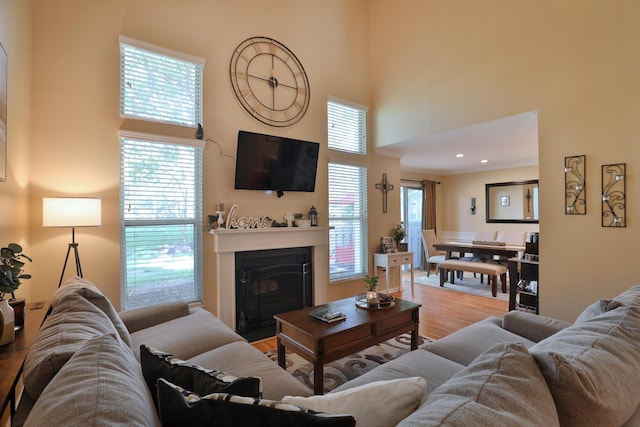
xmin=140 ymin=344 xmax=262 ymax=410
xmin=156 ymin=379 xmax=356 ymax=427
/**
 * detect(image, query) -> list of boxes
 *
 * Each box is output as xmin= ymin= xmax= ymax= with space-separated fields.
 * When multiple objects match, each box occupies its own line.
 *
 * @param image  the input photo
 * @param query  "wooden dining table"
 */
xmin=434 ymin=241 xmax=525 ymax=260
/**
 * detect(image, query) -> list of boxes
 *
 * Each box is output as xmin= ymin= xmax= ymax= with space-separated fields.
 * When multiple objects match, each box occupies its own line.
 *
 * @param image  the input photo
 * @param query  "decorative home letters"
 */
xmin=226 ymin=204 xmax=274 ymax=229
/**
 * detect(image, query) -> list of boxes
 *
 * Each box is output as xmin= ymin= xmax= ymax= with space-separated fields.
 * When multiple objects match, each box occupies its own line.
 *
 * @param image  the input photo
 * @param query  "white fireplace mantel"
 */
xmin=211 ymin=227 xmax=330 ymax=329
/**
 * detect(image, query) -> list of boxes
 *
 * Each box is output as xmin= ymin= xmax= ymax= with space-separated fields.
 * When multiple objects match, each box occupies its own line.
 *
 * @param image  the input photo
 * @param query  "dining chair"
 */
xmin=421 ymin=229 xmax=446 ymax=277
xmin=493 ymin=231 xmax=527 ymax=264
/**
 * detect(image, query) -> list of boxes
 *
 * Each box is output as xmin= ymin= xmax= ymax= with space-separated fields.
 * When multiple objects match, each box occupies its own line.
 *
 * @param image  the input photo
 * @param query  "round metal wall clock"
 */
xmin=230 ymin=36 xmax=310 ymax=127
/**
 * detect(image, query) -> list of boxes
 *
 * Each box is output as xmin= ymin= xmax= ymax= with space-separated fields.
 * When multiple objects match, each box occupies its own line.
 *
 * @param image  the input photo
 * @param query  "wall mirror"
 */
xmin=486 ymin=180 xmax=539 ymax=223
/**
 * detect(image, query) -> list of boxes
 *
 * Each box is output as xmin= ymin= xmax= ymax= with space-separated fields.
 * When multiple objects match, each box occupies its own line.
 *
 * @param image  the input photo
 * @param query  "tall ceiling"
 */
xmin=375 ymin=111 xmax=539 ymax=175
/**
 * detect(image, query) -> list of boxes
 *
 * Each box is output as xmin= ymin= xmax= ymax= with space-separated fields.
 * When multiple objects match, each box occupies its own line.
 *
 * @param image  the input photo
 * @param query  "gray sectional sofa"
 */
xmin=15 ymin=277 xmax=640 ymax=426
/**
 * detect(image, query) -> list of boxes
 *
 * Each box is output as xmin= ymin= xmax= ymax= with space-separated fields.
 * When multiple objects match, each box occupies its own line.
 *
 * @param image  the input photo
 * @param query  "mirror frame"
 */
xmin=485 ymin=179 xmax=539 ymax=224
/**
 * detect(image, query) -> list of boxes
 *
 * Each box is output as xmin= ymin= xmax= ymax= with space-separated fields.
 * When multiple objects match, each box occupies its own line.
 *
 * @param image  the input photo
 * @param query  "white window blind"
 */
xmin=328 ymin=99 xmax=369 ymax=281
xmin=328 ymin=100 xmax=367 ymax=154
xmin=328 ymin=163 xmax=368 ymax=281
xmin=120 ymin=137 xmax=203 ymax=309
xmin=120 ymin=37 xmax=204 ymax=126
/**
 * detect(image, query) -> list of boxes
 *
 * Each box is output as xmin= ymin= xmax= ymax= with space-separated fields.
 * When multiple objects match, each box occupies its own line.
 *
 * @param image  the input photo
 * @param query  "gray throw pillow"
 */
xmin=574 ymin=298 xmax=622 ymax=324
xmin=530 ymin=305 xmax=640 ymax=426
xmin=23 ymin=293 xmax=126 ymax=400
xmin=399 ymin=342 xmax=560 ymax=426
xmin=24 ymin=334 xmax=160 ymax=427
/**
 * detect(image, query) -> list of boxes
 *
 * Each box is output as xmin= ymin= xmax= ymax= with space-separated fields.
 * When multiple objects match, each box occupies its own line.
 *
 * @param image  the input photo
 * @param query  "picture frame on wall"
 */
xmin=1 ymin=43 xmax=7 ymax=182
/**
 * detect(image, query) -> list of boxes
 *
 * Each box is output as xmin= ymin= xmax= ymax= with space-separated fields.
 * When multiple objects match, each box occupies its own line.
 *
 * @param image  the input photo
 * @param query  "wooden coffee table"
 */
xmin=274 ymin=296 xmax=421 ymax=394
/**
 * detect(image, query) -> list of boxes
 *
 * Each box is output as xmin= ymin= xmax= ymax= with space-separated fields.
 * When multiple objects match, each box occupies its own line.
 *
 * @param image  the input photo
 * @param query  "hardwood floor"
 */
xmin=253 ymin=270 xmax=508 ymax=352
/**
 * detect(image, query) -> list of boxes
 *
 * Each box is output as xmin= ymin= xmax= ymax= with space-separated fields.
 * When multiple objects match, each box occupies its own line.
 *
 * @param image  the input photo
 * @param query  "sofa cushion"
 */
xmin=398 ymin=342 xmax=560 ymax=427
xmin=140 ymin=344 xmax=261 ymax=409
xmin=423 ymin=316 xmax=535 ymax=366
xmin=574 ymin=299 xmax=623 ymax=324
xmin=530 ymin=305 xmax=640 ymax=427
xmin=331 ymin=349 xmax=463 ymax=396
xmin=23 ymin=293 xmax=126 ymax=400
xmin=118 ymin=301 xmax=190 ymax=333
xmin=283 ymin=377 xmax=426 ymax=427
xmin=502 ymin=310 xmax=572 ymax=342
xmin=188 ymin=340 xmax=312 ymax=400
xmin=129 ymin=309 xmax=245 ymax=360
xmin=50 ymin=276 xmax=132 ymax=347
xmin=156 ymin=379 xmax=355 ymax=427
xmin=24 ymin=334 xmax=160 ymax=427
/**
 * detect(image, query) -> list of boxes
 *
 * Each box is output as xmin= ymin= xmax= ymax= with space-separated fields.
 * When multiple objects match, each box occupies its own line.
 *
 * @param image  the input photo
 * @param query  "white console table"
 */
xmin=373 ymin=251 xmax=414 ymax=295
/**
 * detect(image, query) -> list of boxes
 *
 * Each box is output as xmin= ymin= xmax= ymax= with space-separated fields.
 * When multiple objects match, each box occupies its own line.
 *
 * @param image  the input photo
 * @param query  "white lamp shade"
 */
xmin=43 ymin=197 xmax=102 ymax=227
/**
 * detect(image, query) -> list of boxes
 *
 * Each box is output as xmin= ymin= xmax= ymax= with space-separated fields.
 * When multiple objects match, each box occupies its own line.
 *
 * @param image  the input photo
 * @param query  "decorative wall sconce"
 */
xmin=564 ymin=155 xmax=586 ymax=215
xmin=601 ymin=163 xmax=626 ymax=227
xmin=470 ymin=197 xmax=476 ymax=215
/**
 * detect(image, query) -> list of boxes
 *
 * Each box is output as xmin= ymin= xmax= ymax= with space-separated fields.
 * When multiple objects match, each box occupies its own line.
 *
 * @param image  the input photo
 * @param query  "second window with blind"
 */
xmin=328 ymin=99 xmax=369 ymax=282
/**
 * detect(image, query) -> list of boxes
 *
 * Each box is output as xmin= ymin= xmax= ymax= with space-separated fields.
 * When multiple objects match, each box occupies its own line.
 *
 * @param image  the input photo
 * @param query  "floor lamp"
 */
xmin=43 ymin=197 xmax=102 ymax=289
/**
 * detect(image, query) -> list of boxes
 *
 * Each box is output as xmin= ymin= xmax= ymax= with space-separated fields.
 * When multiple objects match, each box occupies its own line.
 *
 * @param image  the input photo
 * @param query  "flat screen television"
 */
xmin=234 ymin=130 xmax=320 ymax=197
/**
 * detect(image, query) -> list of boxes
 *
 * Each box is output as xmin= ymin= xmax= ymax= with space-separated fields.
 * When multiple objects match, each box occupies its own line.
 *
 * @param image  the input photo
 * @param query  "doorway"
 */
xmin=400 ymin=184 xmax=424 ymax=268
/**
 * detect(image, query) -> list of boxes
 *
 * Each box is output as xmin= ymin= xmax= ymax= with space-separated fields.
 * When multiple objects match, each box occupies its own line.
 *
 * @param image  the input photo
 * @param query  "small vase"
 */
xmin=0 ymin=298 xmax=16 ymax=346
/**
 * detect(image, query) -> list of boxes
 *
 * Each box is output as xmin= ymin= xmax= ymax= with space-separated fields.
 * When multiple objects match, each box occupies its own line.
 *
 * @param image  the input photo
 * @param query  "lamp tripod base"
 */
xmin=57 ymin=229 xmax=84 ymax=288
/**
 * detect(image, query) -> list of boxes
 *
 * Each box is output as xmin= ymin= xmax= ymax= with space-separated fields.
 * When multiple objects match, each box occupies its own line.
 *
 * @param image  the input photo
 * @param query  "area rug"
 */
xmin=265 ymin=333 xmax=431 ymax=394
xmin=413 ymin=270 xmax=510 ymax=301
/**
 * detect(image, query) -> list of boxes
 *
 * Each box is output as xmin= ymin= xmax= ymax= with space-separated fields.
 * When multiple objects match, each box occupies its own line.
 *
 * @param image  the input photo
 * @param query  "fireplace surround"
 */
xmin=211 ymin=227 xmax=329 ymax=330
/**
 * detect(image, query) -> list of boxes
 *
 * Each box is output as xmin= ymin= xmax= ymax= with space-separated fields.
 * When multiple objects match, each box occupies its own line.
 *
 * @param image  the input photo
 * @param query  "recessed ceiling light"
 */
xmin=456 ymin=154 xmax=464 ymax=158
xmin=481 ymin=159 xmax=488 ymax=163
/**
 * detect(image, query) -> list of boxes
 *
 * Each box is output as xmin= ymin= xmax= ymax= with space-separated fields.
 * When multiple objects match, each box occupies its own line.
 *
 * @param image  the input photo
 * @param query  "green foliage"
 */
xmin=363 ymin=275 xmax=379 ymax=291
xmin=0 ymin=243 xmax=32 ymax=297
xmin=392 ymin=223 xmax=406 ymax=245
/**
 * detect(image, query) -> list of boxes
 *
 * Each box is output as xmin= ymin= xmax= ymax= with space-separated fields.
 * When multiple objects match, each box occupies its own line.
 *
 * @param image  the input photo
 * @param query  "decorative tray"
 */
xmin=355 ymin=293 xmax=396 ymax=310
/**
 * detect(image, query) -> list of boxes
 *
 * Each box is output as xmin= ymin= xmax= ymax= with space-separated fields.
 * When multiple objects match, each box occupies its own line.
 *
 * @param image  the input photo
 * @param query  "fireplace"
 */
xmin=211 ymin=227 xmax=329 ymax=331
xmin=235 ymin=247 xmax=312 ymax=341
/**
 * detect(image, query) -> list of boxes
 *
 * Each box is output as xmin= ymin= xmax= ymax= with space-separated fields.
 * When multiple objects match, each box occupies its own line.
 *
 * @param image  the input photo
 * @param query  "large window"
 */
xmin=119 ymin=37 xmax=204 ymax=309
xmin=120 ymin=135 xmax=203 ymax=309
xmin=119 ymin=36 xmax=204 ymax=126
xmin=328 ymin=99 xmax=368 ymax=281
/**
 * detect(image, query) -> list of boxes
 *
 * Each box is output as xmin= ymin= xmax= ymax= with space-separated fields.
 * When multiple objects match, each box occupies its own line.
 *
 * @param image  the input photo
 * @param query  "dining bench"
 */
xmin=438 ymin=259 xmax=507 ymax=297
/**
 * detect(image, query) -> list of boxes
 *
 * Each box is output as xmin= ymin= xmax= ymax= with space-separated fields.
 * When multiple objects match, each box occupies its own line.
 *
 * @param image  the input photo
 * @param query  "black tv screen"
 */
xmin=234 ymin=131 xmax=320 ymax=195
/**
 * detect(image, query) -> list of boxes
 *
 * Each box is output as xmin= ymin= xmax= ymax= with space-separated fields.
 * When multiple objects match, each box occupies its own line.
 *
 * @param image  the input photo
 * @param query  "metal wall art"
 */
xmin=375 ymin=173 xmax=395 ymax=213
xmin=564 ymin=155 xmax=586 ymax=215
xmin=601 ymin=163 xmax=626 ymax=227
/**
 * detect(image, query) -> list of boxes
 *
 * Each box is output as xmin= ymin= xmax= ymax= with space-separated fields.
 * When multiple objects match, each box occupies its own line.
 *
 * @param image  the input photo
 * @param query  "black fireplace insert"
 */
xmin=235 ymin=247 xmax=312 ymax=341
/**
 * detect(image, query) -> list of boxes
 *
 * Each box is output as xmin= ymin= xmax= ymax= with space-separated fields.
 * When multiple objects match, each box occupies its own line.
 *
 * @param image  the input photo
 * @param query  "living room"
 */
xmin=1 ymin=0 xmax=638 ymax=331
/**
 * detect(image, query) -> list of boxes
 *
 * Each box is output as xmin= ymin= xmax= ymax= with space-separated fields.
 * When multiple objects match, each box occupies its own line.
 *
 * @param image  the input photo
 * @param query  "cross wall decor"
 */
xmin=375 ymin=173 xmax=395 ymax=213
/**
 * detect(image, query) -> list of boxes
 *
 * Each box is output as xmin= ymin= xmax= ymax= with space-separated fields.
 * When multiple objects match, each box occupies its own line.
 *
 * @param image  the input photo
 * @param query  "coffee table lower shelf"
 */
xmin=274 ymin=296 xmax=421 ymax=395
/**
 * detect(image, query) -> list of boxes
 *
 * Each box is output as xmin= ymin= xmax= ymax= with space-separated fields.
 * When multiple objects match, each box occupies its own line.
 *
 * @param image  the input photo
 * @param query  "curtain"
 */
xmin=422 ymin=180 xmax=437 ymax=231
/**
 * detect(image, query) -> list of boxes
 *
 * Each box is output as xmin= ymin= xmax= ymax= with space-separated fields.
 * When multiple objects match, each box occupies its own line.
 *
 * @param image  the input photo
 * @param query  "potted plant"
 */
xmin=1 ymin=243 xmax=32 ymax=343
xmin=392 ymin=223 xmax=406 ymax=250
xmin=294 ymin=213 xmax=310 ymax=228
xmin=363 ymin=275 xmax=379 ymax=305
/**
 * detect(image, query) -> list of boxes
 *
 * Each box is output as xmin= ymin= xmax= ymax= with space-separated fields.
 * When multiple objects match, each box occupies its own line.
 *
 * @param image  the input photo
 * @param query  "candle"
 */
xmin=216 ymin=203 xmax=225 ymax=212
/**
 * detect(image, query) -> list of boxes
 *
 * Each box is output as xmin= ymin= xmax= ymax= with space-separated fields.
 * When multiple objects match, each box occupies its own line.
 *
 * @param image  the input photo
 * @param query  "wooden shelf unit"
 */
xmin=508 ymin=258 xmax=539 ymax=314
